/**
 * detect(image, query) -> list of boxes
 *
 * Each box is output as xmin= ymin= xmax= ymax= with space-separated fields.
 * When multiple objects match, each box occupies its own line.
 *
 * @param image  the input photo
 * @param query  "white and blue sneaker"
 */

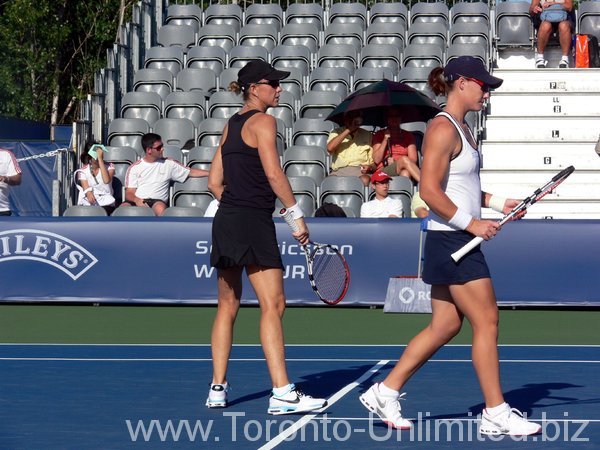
xmin=268 ymin=384 xmax=327 ymax=415
xmin=479 ymin=404 xmax=542 ymax=436
xmin=205 ymin=382 xmax=229 ymax=408
xmin=359 ymin=383 xmax=412 ymax=430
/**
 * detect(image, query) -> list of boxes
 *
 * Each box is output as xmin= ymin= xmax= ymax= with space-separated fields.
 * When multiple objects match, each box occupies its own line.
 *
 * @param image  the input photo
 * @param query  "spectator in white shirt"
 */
xmin=360 ymin=171 xmax=404 ymax=218
xmin=0 ymin=148 xmax=22 ymax=216
xmin=123 ymin=133 xmax=209 ymax=216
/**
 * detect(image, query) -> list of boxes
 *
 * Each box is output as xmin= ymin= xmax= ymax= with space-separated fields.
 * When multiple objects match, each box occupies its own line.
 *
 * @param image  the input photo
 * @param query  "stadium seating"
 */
xmin=111 ymin=206 xmax=156 ymax=217
xmin=133 ymin=68 xmax=173 ymax=101
xmin=369 ymin=2 xmax=408 ymax=30
xmin=144 ymin=46 xmax=184 ymax=75
xmin=157 ymin=24 xmax=195 ymax=51
xmin=165 ymin=4 xmax=202 ymax=33
xmin=204 ymin=3 xmax=243 ymax=32
xmin=577 ymin=1 xmax=600 ymax=40
xmin=244 ymin=3 xmax=283 ymax=30
xmin=63 ymin=205 xmax=108 ymax=217
xmin=120 ymin=92 xmax=162 ymax=127
xmin=172 ymin=177 xmax=214 ymax=211
xmin=238 ymin=24 xmax=279 ymax=52
xmin=187 ymin=146 xmax=216 ymax=171
xmin=153 ymin=118 xmax=195 ymax=149
xmin=320 ymin=176 xmax=366 ymax=218
xmin=107 ymin=119 xmax=150 ymax=154
xmin=175 ymin=68 xmax=216 ymax=95
xmin=285 ymin=2 xmax=324 ymax=30
xmin=162 ymin=206 xmax=206 ymax=217
xmin=283 ymin=146 xmax=329 ymax=186
xmin=186 ymin=46 xmax=226 ymax=76
xmin=494 ymin=2 xmax=533 ymax=48
xmin=164 ymin=91 xmax=206 ymax=127
xmin=271 ymin=44 xmax=312 ymax=77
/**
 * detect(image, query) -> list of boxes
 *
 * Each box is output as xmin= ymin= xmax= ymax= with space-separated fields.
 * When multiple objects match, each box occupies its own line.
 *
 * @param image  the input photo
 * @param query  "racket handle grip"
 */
xmin=451 ymin=236 xmax=484 ymax=263
xmin=280 ymin=207 xmax=300 ymax=232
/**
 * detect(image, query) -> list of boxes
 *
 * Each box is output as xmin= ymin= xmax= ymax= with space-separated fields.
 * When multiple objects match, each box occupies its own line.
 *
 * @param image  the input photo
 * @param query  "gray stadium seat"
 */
xmin=187 ymin=146 xmax=217 ymax=171
xmin=449 ymin=22 xmax=490 ymax=51
xmin=316 ymin=44 xmax=358 ymax=74
xmin=280 ymin=23 xmax=320 ymax=53
xmin=279 ymin=67 xmax=304 ymax=102
xmin=366 ymin=22 xmax=406 ymax=50
xmin=175 ymin=68 xmax=216 ymax=95
xmin=197 ymin=25 xmax=236 ymax=53
xmin=352 ymin=67 xmax=395 ymax=91
xmin=228 ymin=45 xmax=270 ymax=68
xmin=204 ymin=3 xmax=243 ymax=32
xmin=299 ymin=91 xmax=343 ymax=120
xmin=403 ymin=43 xmax=444 ymax=68
xmin=244 ymin=3 xmax=283 ymax=30
xmin=320 ymin=176 xmax=366 ymax=217
xmin=494 ymin=2 xmax=534 ymax=48
xmin=267 ymin=91 xmax=296 ymax=128
xmin=63 ymin=205 xmax=108 ymax=217
xmin=208 ymin=91 xmax=243 ymax=119
xmin=328 ymin=2 xmax=367 ymax=29
xmin=165 ymin=4 xmax=203 ymax=33
xmin=292 ymin=118 xmax=335 ymax=148
xmin=324 ymin=22 xmax=364 ymax=49
xmin=308 ymin=68 xmax=351 ymax=98
xmin=238 ymin=24 xmax=279 ymax=52
xmin=578 ymin=1 xmax=600 ymax=40
xmin=369 ymin=2 xmax=408 ymax=30
xmin=285 ymin=2 xmax=324 ymax=30
xmin=133 ymin=68 xmax=173 ymax=101
xmin=144 ymin=46 xmax=184 ymax=76
xmin=111 ymin=206 xmax=156 ymax=217
xmin=186 ymin=46 xmax=226 ymax=76
xmin=152 ymin=118 xmax=195 ymax=149
xmin=164 ymin=91 xmax=206 ymax=127
xmin=161 ymin=206 xmax=206 ymax=217
xmin=450 ymin=2 xmax=490 ymax=26
xmin=172 ymin=177 xmax=214 ymax=210
xmin=163 ymin=145 xmax=184 ymax=163
xmin=360 ymin=44 xmax=401 ymax=72
xmin=446 ymin=43 xmax=487 ymax=67
xmin=271 ymin=44 xmax=312 ymax=77
xmin=197 ymin=118 xmax=227 ymax=147
xmin=397 ymin=67 xmax=436 ymax=99
xmin=218 ymin=67 xmax=241 ymax=91
xmin=407 ymin=22 xmax=448 ymax=47
xmin=283 ymin=146 xmax=329 ymax=185
xmin=107 ymin=119 xmax=150 ymax=154
xmin=410 ymin=2 xmax=450 ymax=26
xmin=157 ymin=24 xmax=195 ymax=51
xmin=120 ymin=92 xmax=162 ymax=127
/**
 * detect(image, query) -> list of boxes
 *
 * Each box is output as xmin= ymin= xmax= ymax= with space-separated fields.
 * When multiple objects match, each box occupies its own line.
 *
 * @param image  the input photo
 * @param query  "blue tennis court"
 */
xmin=1 ymin=344 xmax=598 ymax=449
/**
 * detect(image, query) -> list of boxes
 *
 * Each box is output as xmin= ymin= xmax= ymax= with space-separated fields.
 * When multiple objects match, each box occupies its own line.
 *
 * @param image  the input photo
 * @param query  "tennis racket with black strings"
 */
xmin=279 ymin=207 xmax=350 ymax=305
xmin=451 ymin=165 xmax=575 ymax=263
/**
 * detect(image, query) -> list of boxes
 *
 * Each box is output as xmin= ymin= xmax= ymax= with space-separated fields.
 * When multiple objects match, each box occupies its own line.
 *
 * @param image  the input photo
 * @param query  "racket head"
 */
xmin=533 ymin=165 xmax=575 ymax=203
xmin=306 ymin=242 xmax=350 ymax=305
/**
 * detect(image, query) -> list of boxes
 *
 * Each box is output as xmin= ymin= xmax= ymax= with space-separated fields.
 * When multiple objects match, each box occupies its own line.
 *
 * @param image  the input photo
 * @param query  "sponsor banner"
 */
xmin=384 ymin=277 xmax=432 ymax=313
xmin=0 ymin=218 xmax=599 ymax=306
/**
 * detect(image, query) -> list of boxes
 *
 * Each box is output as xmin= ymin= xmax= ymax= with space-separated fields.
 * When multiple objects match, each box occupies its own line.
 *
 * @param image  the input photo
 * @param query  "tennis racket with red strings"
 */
xmin=279 ymin=207 xmax=350 ymax=305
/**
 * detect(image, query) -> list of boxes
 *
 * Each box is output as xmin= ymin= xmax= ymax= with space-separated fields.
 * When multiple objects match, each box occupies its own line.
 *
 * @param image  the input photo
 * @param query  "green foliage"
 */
xmin=0 ymin=0 xmax=131 ymax=124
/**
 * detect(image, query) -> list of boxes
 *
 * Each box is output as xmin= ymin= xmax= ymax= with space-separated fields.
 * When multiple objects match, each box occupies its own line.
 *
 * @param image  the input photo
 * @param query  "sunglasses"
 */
xmin=254 ymin=80 xmax=280 ymax=88
xmin=151 ymin=144 xmax=164 ymax=151
xmin=462 ymin=76 xmax=490 ymax=93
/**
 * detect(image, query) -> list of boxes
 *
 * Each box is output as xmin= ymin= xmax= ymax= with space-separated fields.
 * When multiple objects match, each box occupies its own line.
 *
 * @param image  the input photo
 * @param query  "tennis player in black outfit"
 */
xmin=206 ymin=60 xmax=327 ymax=415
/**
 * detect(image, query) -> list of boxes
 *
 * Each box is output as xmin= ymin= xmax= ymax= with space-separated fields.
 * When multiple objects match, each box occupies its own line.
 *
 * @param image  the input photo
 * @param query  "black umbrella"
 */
xmin=325 ymin=79 xmax=441 ymax=127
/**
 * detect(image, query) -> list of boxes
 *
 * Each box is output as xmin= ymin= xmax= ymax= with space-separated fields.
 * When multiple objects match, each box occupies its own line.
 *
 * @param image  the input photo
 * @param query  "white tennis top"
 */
xmin=0 ymin=149 xmax=21 ymax=212
xmin=428 ymin=112 xmax=482 ymax=231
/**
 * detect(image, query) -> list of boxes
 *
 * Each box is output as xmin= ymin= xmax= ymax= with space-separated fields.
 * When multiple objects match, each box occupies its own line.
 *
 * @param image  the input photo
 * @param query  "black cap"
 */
xmin=444 ymin=56 xmax=503 ymax=89
xmin=238 ymin=60 xmax=290 ymax=88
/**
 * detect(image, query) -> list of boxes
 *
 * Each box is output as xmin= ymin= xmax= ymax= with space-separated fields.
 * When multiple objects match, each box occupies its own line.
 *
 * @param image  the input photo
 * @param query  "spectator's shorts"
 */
xmin=422 ymin=230 xmax=491 ymax=285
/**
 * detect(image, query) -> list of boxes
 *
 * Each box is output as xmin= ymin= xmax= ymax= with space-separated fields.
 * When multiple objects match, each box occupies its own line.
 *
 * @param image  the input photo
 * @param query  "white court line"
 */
xmin=1 ymin=357 xmax=599 ymax=363
xmin=293 ymin=417 xmax=600 ymax=423
xmin=257 ymin=359 xmax=389 ymax=450
xmin=0 ymin=343 xmax=599 ymax=347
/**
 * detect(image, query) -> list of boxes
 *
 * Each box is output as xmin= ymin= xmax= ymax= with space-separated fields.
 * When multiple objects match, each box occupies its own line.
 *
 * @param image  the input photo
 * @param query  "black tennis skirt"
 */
xmin=422 ymin=230 xmax=491 ymax=285
xmin=210 ymin=206 xmax=284 ymax=270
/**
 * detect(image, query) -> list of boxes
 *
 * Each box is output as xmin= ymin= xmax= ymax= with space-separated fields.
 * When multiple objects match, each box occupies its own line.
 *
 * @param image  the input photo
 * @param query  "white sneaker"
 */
xmin=205 ymin=383 xmax=229 ymax=408
xmin=535 ymin=56 xmax=547 ymax=68
xmin=268 ymin=384 xmax=327 ymax=415
xmin=479 ymin=404 xmax=542 ymax=436
xmin=359 ymin=383 xmax=412 ymax=430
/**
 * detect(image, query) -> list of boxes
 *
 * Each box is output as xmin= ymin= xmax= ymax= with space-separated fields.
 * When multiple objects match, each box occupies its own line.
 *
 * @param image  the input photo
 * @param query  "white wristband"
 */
xmin=448 ymin=209 xmax=473 ymax=230
xmin=285 ymin=202 xmax=304 ymax=220
xmin=83 ymin=187 xmax=94 ymax=194
xmin=489 ymin=195 xmax=507 ymax=213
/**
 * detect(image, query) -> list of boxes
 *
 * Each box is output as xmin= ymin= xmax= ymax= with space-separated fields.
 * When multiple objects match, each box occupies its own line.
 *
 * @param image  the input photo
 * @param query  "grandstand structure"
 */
xmin=69 ymin=0 xmax=600 ymax=219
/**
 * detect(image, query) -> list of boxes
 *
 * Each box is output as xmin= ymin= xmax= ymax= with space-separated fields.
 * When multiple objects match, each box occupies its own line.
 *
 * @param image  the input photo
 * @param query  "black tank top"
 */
xmin=219 ymin=109 xmax=276 ymax=211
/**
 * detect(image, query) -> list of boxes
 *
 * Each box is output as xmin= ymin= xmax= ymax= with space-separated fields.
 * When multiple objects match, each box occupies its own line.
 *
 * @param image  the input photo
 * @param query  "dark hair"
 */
xmin=314 ymin=202 xmax=347 ymax=217
xmin=81 ymin=142 xmax=97 ymax=165
xmin=428 ymin=66 xmax=454 ymax=96
xmin=141 ymin=133 xmax=162 ymax=152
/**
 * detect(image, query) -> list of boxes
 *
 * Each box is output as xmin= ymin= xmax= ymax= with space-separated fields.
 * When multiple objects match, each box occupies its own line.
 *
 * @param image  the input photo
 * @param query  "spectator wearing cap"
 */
xmin=206 ymin=60 xmax=326 ymax=414
xmin=360 ymin=171 xmax=404 ymax=218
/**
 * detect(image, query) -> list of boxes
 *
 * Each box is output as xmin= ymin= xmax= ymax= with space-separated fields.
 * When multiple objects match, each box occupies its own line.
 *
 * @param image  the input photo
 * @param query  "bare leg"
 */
xmin=247 ymin=265 xmax=290 ymax=388
xmin=450 ymin=278 xmax=504 ymax=408
xmin=558 ymin=21 xmax=572 ymax=56
xmin=152 ymin=200 xmax=168 ymax=216
xmin=210 ymin=266 xmax=243 ymax=384
xmin=536 ymin=22 xmax=552 ymax=54
xmin=382 ymin=285 xmax=464 ymax=390
xmin=395 ymin=156 xmax=421 ymax=183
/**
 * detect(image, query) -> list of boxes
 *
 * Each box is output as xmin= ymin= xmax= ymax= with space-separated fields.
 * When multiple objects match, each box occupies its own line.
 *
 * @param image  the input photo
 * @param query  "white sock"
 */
xmin=273 ymin=383 xmax=294 ymax=397
xmin=378 ymin=382 xmax=400 ymax=397
xmin=535 ymin=52 xmax=544 ymax=60
xmin=486 ymin=402 xmax=509 ymax=416
xmin=561 ymin=55 xmax=569 ymax=62
xmin=211 ymin=381 xmax=227 ymax=388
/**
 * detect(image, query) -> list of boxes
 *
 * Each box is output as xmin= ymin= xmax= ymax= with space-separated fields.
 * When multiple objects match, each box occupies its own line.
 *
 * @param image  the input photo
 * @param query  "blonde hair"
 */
xmin=228 ymin=81 xmax=249 ymax=101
